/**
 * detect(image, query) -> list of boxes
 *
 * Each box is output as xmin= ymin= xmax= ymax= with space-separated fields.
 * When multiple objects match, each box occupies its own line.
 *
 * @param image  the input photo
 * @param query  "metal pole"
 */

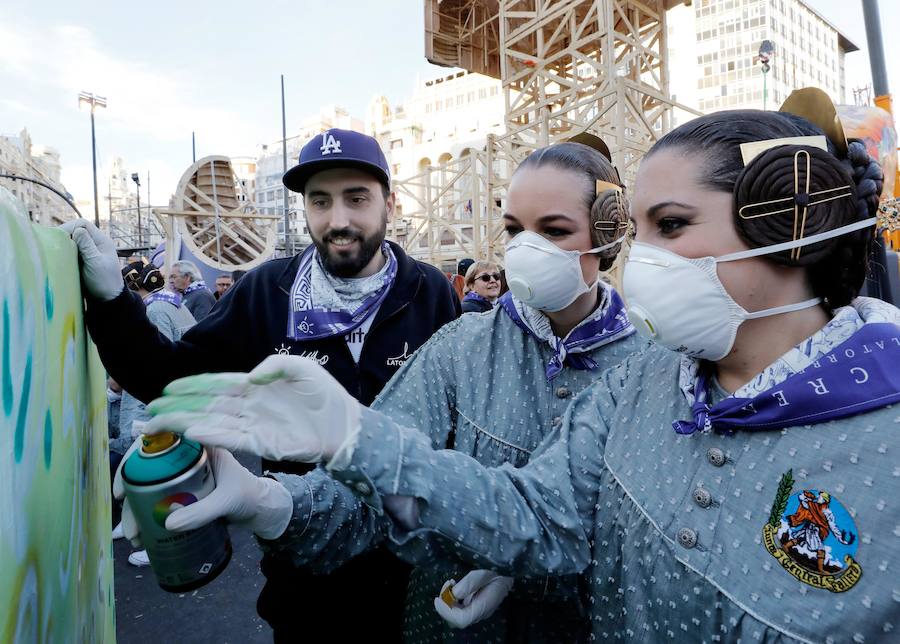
xmin=210 ymin=161 xmax=223 ymax=263
xmin=147 ymin=171 xmax=151 ymax=247
xmin=861 ymin=0 xmax=894 ymax=304
xmin=192 ymin=132 xmax=196 ymax=163
xmin=862 ymin=0 xmax=888 ymax=97
xmin=763 ymin=70 xmax=768 ymax=110
xmin=281 ymin=74 xmax=291 ymax=256
xmin=135 ymin=182 xmax=142 ymax=249
xmin=90 ymin=109 xmax=99 ymax=226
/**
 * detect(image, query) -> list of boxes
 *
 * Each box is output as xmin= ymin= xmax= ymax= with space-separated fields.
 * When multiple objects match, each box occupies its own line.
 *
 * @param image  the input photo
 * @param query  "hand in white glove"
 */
xmin=112 ymin=439 xmax=145 ymax=548
xmin=434 ymin=570 xmax=514 ymax=630
xmin=59 ymin=219 xmax=124 ymax=301
xmin=143 ymin=354 xmax=362 ymax=464
xmin=113 ymin=444 xmax=293 ymax=541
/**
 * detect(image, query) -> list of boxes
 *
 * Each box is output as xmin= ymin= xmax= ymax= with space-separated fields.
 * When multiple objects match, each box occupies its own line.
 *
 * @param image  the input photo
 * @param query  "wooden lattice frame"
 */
xmin=158 ymin=156 xmax=278 ymax=271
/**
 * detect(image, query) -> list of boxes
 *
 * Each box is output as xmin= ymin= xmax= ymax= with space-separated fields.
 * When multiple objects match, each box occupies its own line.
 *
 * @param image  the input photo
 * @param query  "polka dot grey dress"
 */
xmin=330 ymin=335 xmax=899 ymax=643
xmin=368 ymin=302 xmax=643 ymax=643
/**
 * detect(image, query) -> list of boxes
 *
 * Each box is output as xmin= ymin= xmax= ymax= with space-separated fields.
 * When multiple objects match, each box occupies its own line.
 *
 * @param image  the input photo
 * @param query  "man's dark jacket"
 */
xmin=182 ymin=283 xmax=217 ymax=321
xmin=86 ymin=241 xmax=460 ymax=640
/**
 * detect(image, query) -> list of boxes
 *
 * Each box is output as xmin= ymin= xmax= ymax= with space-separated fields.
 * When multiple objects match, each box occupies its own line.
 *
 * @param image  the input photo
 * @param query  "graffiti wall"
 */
xmin=0 ymin=189 xmax=115 ymax=642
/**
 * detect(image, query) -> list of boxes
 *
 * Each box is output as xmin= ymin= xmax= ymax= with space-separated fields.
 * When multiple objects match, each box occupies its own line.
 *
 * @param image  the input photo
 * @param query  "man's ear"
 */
xmin=385 ymin=191 xmax=396 ymax=222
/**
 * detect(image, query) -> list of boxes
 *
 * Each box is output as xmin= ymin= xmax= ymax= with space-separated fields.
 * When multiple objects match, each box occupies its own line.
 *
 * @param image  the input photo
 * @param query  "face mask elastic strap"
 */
xmin=584 ymin=233 xmax=628 ymax=255
xmin=743 ymin=296 xmax=822 ymax=320
xmin=716 ymin=216 xmax=877 ymax=264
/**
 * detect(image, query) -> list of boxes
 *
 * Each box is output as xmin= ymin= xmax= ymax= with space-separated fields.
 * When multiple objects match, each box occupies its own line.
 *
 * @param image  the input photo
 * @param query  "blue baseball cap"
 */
xmin=282 ymin=128 xmax=391 ymax=194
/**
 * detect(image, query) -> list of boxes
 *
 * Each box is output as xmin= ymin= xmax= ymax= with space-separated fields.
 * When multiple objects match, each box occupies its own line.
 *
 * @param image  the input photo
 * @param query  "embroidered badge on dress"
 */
xmin=762 ymin=469 xmax=862 ymax=592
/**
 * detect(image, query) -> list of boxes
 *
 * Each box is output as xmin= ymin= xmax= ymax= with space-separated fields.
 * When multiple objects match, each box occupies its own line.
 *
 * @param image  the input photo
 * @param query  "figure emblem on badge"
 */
xmin=762 ymin=469 xmax=862 ymax=592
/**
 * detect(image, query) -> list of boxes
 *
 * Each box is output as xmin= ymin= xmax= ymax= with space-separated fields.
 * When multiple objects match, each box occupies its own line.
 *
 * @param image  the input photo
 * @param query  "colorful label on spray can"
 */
xmin=122 ymin=431 xmax=232 ymax=592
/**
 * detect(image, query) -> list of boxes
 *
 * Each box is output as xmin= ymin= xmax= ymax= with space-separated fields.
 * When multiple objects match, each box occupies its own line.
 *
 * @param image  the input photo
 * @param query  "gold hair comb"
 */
xmin=739 ymin=135 xmax=828 ymax=166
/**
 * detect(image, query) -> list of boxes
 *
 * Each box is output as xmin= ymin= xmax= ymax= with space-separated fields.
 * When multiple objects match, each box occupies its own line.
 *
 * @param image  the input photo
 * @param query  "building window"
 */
xmin=479 ymin=88 xmax=487 ymax=99
xmin=390 ymin=139 xmax=403 ymax=150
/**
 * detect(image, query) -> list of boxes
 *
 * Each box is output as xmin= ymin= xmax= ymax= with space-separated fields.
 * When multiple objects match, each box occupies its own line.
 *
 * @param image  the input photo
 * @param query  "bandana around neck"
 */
xmin=674 ymin=298 xmax=900 ymax=434
xmin=143 ymin=289 xmax=182 ymax=308
xmin=183 ymin=281 xmax=209 ymax=296
xmin=499 ymin=282 xmax=635 ymax=380
xmin=287 ymin=242 xmax=397 ymax=341
xmin=463 ymin=292 xmax=493 ymax=307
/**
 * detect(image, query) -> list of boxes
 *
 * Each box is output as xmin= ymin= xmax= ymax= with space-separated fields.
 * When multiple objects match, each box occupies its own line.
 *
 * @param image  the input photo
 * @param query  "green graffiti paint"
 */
xmin=43 ymin=410 xmax=52 ymax=469
xmin=2 ymin=299 xmax=10 ymax=416
xmin=44 ymin=277 xmax=54 ymax=320
xmin=14 ymin=352 xmax=32 ymax=462
xmin=1 ymin=187 xmax=115 ymax=641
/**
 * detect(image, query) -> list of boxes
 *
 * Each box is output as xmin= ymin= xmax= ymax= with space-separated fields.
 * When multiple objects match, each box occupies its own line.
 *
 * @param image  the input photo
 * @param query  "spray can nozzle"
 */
xmin=141 ymin=431 xmax=180 ymax=455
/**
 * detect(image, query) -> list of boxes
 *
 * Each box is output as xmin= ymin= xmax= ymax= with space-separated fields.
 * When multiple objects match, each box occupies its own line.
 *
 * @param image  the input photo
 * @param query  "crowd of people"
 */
xmin=61 ymin=87 xmax=899 ymax=643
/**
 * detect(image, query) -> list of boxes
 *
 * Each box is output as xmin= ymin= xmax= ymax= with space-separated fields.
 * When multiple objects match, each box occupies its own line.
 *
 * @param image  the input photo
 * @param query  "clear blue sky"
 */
xmin=0 ymin=0 xmax=895 ymax=207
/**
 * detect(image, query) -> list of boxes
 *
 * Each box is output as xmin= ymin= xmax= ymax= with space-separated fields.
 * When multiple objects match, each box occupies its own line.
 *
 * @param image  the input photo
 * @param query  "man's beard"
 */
xmin=311 ymin=212 xmax=388 ymax=278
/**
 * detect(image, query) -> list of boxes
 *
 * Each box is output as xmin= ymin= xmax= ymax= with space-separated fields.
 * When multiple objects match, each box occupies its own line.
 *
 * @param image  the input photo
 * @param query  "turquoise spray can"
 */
xmin=121 ymin=430 xmax=232 ymax=592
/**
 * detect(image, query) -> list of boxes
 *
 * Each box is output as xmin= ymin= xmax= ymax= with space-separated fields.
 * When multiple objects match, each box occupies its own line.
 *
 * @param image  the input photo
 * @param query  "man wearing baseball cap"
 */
xmin=61 ymin=128 xmax=460 ymax=640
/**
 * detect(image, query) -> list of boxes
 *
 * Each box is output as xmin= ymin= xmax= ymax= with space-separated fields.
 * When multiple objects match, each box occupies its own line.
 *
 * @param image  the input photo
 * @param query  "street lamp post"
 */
xmin=78 ymin=92 xmax=107 ymax=226
xmin=131 ymin=172 xmax=142 ymax=249
xmin=757 ymin=40 xmax=775 ymax=110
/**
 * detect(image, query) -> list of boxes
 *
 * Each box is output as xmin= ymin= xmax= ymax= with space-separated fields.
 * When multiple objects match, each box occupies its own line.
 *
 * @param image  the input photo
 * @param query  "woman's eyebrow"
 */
xmin=646 ymin=201 xmax=697 ymax=220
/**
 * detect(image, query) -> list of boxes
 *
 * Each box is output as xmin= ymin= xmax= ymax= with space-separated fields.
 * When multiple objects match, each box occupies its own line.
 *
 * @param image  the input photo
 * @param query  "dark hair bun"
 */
xmin=734 ymin=140 xmax=884 ymax=309
xmin=139 ymin=265 xmax=164 ymax=291
xmin=590 ymin=188 xmax=629 ymax=271
xmin=733 ymin=144 xmax=856 ymax=266
xmin=847 ymin=140 xmax=883 ymax=220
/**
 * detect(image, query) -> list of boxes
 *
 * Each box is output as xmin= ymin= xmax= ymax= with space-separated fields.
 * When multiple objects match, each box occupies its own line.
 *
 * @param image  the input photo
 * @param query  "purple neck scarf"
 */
xmin=674 ymin=322 xmax=900 ymax=434
xmin=183 ymin=281 xmax=209 ymax=296
xmin=287 ymin=243 xmax=397 ymax=341
xmin=143 ymin=289 xmax=183 ymax=308
xmin=499 ymin=288 xmax=634 ymax=380
xmin=463 ymin=292 xmax=493 ymax=307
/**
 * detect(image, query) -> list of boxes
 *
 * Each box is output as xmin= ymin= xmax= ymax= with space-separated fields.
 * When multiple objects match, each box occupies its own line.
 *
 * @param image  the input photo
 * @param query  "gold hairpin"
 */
xmin=737 ymin=150 xmax=853 ymax=260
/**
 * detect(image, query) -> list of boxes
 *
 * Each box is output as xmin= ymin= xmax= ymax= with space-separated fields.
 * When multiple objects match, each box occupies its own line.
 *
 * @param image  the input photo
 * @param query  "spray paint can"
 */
xmin=121 ymin=429 xmax=232 ymax=592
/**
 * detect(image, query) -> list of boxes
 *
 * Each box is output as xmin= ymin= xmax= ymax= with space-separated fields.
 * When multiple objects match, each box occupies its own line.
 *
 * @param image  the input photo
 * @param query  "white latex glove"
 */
xmin=143 ymin=354 xmax=362 ymax=464
xmin=434 ymin=570 xmax=514 ymax=630
xmin=112 ymin=439 xmax=145 ymax=548
xmin=59 ymin=219 xmax=125 ymax=301
xmin=113 ymin=444 xmax=293 ymax=541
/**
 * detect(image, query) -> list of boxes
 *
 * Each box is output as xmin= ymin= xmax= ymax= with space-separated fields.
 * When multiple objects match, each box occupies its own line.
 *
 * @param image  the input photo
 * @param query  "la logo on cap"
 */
xmin=320 ymin=132 xmax=342 ymax=156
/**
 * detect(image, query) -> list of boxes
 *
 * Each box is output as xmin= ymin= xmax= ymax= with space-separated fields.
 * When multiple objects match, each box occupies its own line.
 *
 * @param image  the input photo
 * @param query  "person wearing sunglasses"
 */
xmin=461 ymin=262 xmax=502 ymax=313
xmin=139 ymin=138 xmax=639 ymax=643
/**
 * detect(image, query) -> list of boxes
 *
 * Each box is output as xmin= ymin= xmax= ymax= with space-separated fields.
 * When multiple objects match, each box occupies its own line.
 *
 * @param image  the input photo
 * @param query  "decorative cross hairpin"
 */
xmin=737 ymin=149 xmax=853 ymax=260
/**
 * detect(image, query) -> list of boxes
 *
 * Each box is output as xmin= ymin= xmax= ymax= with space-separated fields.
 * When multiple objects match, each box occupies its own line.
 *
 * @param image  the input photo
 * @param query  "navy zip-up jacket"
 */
xmin=85 ymin=241 xmax=460 ymax=639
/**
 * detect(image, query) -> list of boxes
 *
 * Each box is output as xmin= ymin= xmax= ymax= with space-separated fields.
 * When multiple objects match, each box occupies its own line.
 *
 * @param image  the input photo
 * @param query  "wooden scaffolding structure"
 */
xmin=396 ymin=0 xmax=699 ymax=266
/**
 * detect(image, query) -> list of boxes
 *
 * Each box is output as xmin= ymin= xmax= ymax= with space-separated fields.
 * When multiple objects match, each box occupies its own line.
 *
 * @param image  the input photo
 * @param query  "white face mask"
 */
xmin=505 ymin=230 xmax=625 ymax=312
xmin=622 ymin=217 xmax=877 ymax=361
